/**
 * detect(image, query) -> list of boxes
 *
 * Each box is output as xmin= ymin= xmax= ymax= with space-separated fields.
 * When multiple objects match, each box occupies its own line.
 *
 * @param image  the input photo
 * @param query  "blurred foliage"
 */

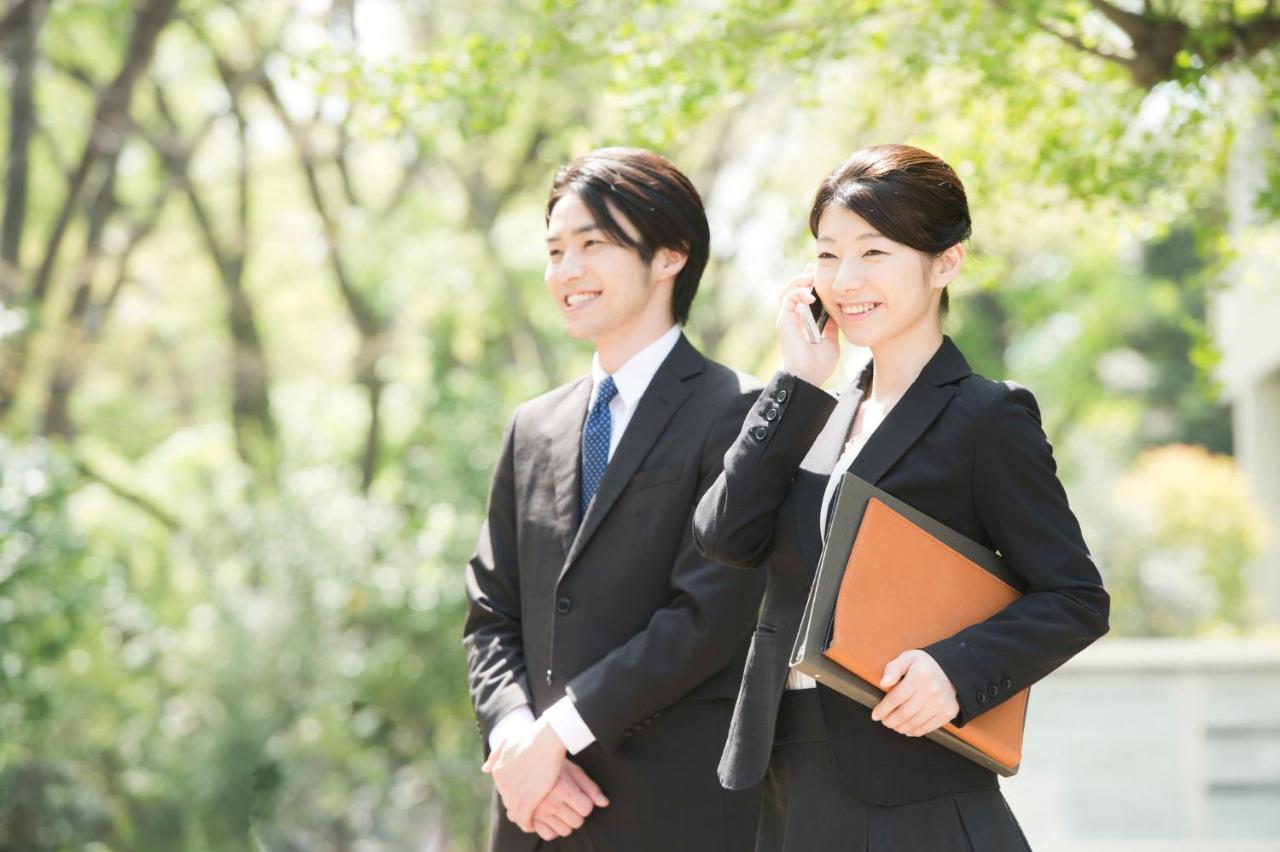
xmin=1102 ymin=444 xmax=1271 ymax=635
xmin=0 ymin=0 xmax=1277 ymax=848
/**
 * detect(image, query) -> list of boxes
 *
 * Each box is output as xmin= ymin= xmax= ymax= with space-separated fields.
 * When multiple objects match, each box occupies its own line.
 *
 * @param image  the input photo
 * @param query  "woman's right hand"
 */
xmin=777 ymin=265 xmax=840 ymax=388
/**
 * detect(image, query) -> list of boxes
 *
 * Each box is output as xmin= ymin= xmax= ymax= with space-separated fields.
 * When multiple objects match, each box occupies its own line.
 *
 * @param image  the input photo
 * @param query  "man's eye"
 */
xmin=548 ymin=250 xmax=562 ymax=258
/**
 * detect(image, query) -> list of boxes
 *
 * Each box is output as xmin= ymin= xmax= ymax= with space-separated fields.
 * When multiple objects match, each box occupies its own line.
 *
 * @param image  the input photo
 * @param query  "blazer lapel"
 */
xmin=550 ymin=377 xmax=592 ymax=557
xmin=559 ymin=336 xmax=702 ymax=582
xmin=846 ymin=336 xmax=972 ymax=486
xmin=792 ymin=369 xmax=868 ymax=574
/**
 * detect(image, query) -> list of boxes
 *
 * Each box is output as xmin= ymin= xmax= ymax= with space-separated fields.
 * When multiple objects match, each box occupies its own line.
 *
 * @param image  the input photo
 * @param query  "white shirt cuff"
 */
xmin=488 ymin=704 xmax=536 ymax=751
xmin=542 ymin=696 xmax=597 ymax=755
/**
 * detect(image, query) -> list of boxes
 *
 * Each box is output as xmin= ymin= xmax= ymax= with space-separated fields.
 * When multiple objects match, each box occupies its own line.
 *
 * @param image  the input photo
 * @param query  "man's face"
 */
xmin=544 ymin=192 xmax=672 ymax=345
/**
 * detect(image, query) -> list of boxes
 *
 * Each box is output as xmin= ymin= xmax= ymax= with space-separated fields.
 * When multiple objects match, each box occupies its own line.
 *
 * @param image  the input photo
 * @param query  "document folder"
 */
xmin=789 ymin=473 xmax=1029 ymax=776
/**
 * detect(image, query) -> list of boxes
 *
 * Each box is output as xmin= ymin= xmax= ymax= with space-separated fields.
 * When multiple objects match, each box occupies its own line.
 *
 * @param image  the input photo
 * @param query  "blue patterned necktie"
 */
xmin=579 ymin=376 xmax=618 ymax=520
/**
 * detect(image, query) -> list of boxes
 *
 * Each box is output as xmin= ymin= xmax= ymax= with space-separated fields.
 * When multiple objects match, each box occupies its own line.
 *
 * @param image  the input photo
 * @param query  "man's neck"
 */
xmin=594 ymin=316 xmax=678 ymax=375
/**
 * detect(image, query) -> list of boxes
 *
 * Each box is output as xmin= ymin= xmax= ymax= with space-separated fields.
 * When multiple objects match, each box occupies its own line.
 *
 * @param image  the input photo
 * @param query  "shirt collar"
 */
xmin=590 ymin=325 xmax=682 ymax=409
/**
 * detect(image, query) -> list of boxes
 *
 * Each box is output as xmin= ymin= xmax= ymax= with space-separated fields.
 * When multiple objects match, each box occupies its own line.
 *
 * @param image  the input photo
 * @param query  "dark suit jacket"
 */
xmin=694 ymin=336 xmax=1110 ymax=807
xmin=464 ymin=334 xmax=765 ymax=852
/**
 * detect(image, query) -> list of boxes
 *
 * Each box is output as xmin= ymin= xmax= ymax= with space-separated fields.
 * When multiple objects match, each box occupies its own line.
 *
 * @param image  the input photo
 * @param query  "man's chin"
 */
xmin=562 ymin=318 xmax=601 ymax=342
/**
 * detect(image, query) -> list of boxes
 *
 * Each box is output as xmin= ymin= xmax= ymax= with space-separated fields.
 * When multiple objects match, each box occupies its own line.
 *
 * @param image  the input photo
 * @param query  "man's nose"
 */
xmin=552 ymin=251 xmax=586 ymax=284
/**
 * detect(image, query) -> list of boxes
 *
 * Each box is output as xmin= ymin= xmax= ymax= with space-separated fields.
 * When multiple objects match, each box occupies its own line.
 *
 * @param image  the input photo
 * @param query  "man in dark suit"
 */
xmin=464 ymin=147 xmax=764 ymax=852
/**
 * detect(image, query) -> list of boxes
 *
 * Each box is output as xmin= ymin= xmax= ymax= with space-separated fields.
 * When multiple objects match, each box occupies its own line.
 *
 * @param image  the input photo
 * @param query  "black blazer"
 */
xmin=465 ymin=335 xmax=765 ymax=852
xmin=694 ymin=336 xmax=1110 ymax=807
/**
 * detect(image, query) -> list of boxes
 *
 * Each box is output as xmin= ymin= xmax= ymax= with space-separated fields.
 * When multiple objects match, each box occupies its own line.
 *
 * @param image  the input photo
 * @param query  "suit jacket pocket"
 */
xmin=626 ymin=462 xmax=686 ymax=493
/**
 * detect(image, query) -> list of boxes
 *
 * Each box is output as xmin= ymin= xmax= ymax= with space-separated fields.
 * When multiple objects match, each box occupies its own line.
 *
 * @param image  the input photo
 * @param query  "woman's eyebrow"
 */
xmin=816 ymin=232 xmax=882 ymax=243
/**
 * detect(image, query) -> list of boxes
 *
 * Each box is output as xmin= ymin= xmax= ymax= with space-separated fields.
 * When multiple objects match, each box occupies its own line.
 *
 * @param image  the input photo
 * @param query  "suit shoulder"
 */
xmin=949 ymin=372 xmax=1042 ymax=433
xmin=511 ymin=375 xmax=590 ymax=422
xmin=697 ymin=356 xmax=763 ymax=400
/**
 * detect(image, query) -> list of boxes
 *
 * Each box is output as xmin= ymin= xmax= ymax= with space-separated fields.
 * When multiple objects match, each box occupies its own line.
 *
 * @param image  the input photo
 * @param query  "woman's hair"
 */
xmin=809 ymin=144 xmax=971 ymax=316
xmin=546 ymin=147 xmax=709 ymax=326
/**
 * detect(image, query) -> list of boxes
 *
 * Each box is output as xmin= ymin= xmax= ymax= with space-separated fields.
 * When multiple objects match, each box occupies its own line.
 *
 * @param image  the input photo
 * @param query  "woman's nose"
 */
xmin=831 ymin=262 xmax=865 ymax=293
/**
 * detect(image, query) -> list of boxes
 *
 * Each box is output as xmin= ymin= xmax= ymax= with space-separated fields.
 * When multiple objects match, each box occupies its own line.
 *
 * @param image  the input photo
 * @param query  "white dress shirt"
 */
xmin=489 ymin=325 xmax=683 ymax=753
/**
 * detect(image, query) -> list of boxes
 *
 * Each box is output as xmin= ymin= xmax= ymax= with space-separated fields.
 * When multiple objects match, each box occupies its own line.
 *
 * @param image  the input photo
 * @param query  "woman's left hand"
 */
xmin=871 ymin=649 xmax=960 ymax=737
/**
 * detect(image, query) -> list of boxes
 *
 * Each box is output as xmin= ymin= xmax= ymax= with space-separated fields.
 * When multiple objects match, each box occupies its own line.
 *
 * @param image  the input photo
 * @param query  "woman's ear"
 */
xmin=653 ymin=248 xmax=688 ymax=282
xmin=932 ymin=243 xmax=965 ymax=288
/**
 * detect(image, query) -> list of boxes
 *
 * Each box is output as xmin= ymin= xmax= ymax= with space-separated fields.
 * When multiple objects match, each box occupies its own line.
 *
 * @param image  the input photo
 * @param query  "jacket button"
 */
xmin=988 ymin=684 xmax=1000 ymax=698
xmin=975 ymin=690 xmax=988 ymax=706
xmin=774 ymin=389 xmax=788 ymax=403
xmin=1002 ymin=677 xmax=1012 ymax=690
xmin=751 ymin=426 xmax=768 ymax=441
xmin=764 ymin=407 xmax=779 ymax=421
xmin=556 ymin=596 xmax=573 ymax=615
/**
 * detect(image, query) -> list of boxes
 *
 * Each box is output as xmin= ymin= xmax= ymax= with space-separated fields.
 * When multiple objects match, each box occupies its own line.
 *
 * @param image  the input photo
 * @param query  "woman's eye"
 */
xmin=864 ymin=249 xmax=886 ymax=257
xmin=817 ymin=252 xmax=837 ymax=260
xmin=548 ymin=249 xmax=562 ymax=259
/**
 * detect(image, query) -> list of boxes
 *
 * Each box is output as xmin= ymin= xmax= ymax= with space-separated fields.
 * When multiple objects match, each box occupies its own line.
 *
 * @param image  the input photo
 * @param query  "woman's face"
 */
xmin=812 ymin=205 xmax=951 ymax=350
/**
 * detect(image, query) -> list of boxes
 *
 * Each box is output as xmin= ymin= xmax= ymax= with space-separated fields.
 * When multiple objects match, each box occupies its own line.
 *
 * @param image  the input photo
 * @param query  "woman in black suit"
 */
xmin=694 ymin=144 xmax=1110 ymax=850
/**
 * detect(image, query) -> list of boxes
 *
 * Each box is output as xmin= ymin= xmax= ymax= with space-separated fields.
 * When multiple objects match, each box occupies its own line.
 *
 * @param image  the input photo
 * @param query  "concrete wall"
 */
xmin=1004 ymin=639 xmax=1280 ymax=852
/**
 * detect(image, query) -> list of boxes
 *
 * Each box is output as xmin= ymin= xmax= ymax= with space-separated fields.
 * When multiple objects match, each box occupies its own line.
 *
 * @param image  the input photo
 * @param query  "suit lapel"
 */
xmin=550 ymin=377 xmax=592 ymax=557
xmin=792 ymin=371 xmax=867 ymax=574
xmin=846 ymin=336 xmax=971 ymax=486
xmin=558 ymin=336 xmax=702 ymax=582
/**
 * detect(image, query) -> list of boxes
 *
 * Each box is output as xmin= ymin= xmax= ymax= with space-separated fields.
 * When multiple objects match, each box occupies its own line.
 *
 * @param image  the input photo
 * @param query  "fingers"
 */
xmin=551 ymin=775 xmax=594 ymax=819
xmin=564 ymin=761 xmax=610 ymax=807
xmin=872 ymin=650 xmax=961 ymax=736
xmin=534 ymin=792 xmax=586 ymax=832
xmin=504 ymin=798 xmax=535 ymax=828
xmin=481 ymin=739 xmax=505 ymax=773
xmin=533 ymin=818 xmax=558 ymax=842
xmin=533 ymin=811 xmax=574 ymax=839
xmin=777 ymin=265 xmax=816 ymax=305
xmin=871 ymin=678 xmax=910 ymax=722
xmin=507 ymin=804 xmax=535 ymax=834
xmin=881 ymin=692 xmax=926 ymax=729
xmin=879 ymin=651 xmax=913 ymax=690
xmin=902 ymin=711 xmax=951 ymax=738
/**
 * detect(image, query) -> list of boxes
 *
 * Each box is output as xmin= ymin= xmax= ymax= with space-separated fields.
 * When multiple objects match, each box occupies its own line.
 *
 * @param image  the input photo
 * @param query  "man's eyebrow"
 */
xmin=546 ymin=224 xmax=603 ymax=243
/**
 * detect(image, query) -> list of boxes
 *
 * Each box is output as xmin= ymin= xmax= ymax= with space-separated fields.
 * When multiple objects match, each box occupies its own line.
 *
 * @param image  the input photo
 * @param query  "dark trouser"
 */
xmin=757 ymin=689 xmax=1033 ymax=852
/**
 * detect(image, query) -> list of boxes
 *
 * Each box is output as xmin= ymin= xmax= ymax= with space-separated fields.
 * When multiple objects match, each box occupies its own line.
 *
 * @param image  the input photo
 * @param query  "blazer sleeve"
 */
xmin=462 ymin=412 xmax=533 ymax=752
xmin=693 ymin=371 xmax=837 ymax=568
xmin=923 ymin=383 xmax=1110 ymax=726
xmin=563 ymin=384 xmax=768 ymax=753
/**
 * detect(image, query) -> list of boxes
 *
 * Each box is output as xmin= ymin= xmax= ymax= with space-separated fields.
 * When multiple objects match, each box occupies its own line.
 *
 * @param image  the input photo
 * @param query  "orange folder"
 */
xmin=790 ymin=475 xmax=1029 ymax=776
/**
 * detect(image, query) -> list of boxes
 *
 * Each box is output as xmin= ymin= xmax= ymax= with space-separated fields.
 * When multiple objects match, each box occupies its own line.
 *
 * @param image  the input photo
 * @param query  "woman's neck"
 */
xmin=867 ymin=322 xmax=944 ymax=404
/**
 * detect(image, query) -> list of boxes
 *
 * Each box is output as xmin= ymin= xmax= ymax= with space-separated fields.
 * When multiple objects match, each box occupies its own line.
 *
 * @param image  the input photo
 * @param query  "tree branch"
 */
xmin=1 ymin=0 xmax=48 ymax=271
xmin=73 ymin=456 xmax=181 ymax=531
xmin=148 ymin=79 xmax=278 ymax=471
xmin=29 ymin=0 xmax=179 ymax=307
xmin=1036 ymin=20 xmax=1139 ymax=69
xmin=258 ymin=70 xmax=392 ymax=490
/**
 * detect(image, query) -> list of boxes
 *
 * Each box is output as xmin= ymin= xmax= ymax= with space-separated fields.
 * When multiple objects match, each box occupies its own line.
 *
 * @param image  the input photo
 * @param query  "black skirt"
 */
xmin=757 ymin=690 xmax=1033 ymax=852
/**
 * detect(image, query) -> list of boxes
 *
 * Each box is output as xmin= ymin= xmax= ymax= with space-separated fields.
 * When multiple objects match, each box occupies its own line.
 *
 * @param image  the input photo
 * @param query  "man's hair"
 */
xmin=546 ymin=147 xmax=709 ymax=325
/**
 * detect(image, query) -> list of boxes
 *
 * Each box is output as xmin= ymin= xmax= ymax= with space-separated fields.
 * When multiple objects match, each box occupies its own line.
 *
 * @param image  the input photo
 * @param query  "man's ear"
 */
xmin=932 ymin=243 xmax=965 ymax=288
xmin=653 ymin=248 xmax=688 ymax=283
